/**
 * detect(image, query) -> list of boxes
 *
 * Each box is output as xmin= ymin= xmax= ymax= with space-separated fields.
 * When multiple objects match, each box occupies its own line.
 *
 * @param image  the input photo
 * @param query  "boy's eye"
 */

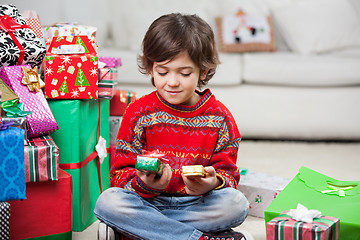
xmin=158 ymin=72 xmax=167 ymax=76
xmin=181 ymin=73 xmax=191 ymax=77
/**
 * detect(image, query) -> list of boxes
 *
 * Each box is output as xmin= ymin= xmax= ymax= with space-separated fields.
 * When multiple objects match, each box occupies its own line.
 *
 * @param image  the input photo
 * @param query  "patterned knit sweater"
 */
xmin=110 ymin=88 xmax=241 ymax=198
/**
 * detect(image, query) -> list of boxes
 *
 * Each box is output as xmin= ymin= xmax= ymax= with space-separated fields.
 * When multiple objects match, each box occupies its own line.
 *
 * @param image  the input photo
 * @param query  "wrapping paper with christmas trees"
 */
xmin=45 ymin=35 xmax=98 ymax=99
xmin=9 ymin=169 xmax=72 ymax=240
xmin=238 ymin=170 xmax=290 ymax=218
xmin=48 ymin=99 xmax=110 ymax=231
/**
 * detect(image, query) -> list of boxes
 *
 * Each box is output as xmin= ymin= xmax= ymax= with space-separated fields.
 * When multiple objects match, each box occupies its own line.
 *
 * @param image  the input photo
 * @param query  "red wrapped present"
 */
xmin=44 ymin=35 xmax=99 ymax=99
xmin=9 ymin=169 xmax=72 ymax=240
xmin=99 ymin=67 xmax=118 ymax=81
xmin=0 ymin=65 xmax=59 ymax=138
xmin=110 ymin=89 xmax=137 ymax=116
xmin=267 ymin=209 xmax=339 ymax=240
xmin=24 ymin=135 xmax=59 ymax=183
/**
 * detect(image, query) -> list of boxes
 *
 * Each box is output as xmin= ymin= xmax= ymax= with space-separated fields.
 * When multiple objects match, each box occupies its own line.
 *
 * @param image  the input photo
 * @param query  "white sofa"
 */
xmin=12 ymin=0 xmax=360 ymax=140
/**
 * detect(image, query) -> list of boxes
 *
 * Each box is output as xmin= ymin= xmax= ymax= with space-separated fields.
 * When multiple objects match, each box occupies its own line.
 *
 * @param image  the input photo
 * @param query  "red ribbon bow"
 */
xmin=0 ymin=15 xmax=28 ymax=32
xmin=0 ymin=15 xmax=30 ymax=64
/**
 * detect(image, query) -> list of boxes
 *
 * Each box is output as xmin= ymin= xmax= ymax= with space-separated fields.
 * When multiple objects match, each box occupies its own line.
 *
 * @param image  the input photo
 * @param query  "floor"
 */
xmin=72 ymin=140 xmax=360 ymax=240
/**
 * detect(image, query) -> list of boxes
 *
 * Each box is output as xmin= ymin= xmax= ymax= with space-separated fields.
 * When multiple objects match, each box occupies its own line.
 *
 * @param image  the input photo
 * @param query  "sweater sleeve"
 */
xmin=109 ymin=97 xmax=163 ymax=198
xmin=210 ymin=105 xmax=241 ymax=189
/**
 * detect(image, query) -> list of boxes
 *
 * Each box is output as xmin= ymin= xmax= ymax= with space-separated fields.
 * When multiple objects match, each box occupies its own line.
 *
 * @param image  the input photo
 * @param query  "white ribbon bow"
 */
xmin=95 ymin=136 xmax=107 ymax=164
xmin=287 ymin=204 xmax=322 ymax=223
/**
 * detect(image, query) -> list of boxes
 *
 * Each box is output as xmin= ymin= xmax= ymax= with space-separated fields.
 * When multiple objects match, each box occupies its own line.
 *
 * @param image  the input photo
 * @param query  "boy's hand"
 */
xmin=136 ymin=164 xmax=172 ymax=190
xmin=182 ymin=166 xmax=221 ymax=195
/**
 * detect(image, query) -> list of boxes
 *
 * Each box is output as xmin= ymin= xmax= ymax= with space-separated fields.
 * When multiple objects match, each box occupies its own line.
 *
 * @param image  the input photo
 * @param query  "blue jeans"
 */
xmin=94 ymin=187 xmax=249 ymax=240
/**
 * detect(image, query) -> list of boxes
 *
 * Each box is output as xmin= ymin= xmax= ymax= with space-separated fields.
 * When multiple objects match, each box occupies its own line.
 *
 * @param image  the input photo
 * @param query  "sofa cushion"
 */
xmin=271 ymin=0 xmax=360 ymax=55
xmin=215 ymin=13 xmax=276 ymax=53
xmin=243 ymin=51 xmax=360 ymax=86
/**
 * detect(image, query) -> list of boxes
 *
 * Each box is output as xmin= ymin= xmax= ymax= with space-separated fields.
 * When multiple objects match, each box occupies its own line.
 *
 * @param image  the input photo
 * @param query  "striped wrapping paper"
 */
xmin=267 ymin=213 xmax=339 ymax=240
xmin=24 ymin=135 xmax=59 ymax=183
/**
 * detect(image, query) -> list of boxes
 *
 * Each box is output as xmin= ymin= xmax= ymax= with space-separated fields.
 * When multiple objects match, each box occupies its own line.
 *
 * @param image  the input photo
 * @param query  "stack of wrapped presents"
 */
xmin=0 ymin=4 xmax=124 ymax=239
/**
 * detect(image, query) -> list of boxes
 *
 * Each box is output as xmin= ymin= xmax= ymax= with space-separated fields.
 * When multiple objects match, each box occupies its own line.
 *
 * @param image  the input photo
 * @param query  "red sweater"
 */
xmin=110 ymin=89 xmax=241 ymax=198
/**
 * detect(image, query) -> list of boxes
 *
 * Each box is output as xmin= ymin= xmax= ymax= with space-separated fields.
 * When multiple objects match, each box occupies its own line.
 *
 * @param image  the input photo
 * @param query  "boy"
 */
xmin=95 ymin=13 xmax=252 ymax=240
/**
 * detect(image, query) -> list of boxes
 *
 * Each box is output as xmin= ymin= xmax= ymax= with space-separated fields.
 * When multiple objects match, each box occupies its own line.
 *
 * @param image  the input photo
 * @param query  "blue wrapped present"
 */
xmin=0 ymin=126 xmax=26 ymax=201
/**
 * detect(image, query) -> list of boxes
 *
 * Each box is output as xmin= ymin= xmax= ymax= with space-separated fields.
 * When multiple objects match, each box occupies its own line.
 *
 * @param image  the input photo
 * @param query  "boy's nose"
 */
xmin=167 ymin=74 xmax=180 ymax=86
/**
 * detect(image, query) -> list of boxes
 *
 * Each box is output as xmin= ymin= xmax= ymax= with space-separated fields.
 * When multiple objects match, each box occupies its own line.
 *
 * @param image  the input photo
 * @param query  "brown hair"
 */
xmin=138 ymin=13 xmax=220 ymax=88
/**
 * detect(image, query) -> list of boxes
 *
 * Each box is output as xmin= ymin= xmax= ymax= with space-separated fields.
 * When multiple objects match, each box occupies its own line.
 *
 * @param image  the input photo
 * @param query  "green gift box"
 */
xmin=48 ymin=99 xmax=110 ymax=232
xmin=265 ymin=166 xmax=360 ymax=240
xmin=135 ymin=156 xmax=165 ymax=176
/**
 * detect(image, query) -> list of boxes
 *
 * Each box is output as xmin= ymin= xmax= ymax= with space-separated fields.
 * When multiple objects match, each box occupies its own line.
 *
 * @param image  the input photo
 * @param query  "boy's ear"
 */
xmin=200 ymin=70 xmax=209 ymax=80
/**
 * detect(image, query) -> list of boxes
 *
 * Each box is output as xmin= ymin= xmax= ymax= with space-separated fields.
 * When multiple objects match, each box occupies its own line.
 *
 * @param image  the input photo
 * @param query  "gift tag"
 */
xmin=56 ymin=44 xmax=85 ymax=54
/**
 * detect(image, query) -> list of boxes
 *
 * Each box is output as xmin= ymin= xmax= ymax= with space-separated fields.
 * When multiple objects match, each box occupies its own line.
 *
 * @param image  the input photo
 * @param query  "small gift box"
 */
xmin=135 ymin=150 xmax=168 ymax=176
xmin=99 ymin=56 xmax=122 ymax=68
xmin=0 ymin=126 xmax=26 ymax=202
xmin=99 ymin=68 xmax=118 ymax=81
xmin=110 ymin=89 xmax=137 ymax=116
xmin=24 ymin=135 xmax=59 ymax=183
xmin=0 ymin=5 xmax=46 ymax=68
xmin=98 ymin=80 xmax=115 ymax=99
xmin=0 ymin=65 xmax=59 ymax=138
xmin=44 ymin=35 xmax=99 ymax=99
xmin=0 ymin=202 xmax=10 ymax=239
xmin=238 ymin=171 xmax=290 ymax=218
xmin=267 ymin=204 xmax=339 ymax=240
xmin=182 ymin=165 xmax=205 ymax=177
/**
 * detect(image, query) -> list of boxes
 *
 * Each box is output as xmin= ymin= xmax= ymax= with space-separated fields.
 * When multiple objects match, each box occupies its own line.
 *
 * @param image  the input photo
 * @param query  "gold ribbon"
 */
xmin=21 ymin=66 xmax=45 ymax=92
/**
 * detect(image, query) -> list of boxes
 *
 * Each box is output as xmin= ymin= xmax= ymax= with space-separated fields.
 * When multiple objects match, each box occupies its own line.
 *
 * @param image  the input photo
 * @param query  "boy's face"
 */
xmin=151 ymin=51 xmax=206 ymax=106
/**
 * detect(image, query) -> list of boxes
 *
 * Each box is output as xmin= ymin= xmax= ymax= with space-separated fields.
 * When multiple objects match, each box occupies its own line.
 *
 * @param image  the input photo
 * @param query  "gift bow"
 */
xmin=1 ymin=99 xmax=32 ymax=118
xmin=287 ymin=204 xmax=322 ymax=223
xmin=21 ymin=66 xmax=45 ymax=92
xmin=141 ymin=149 xmax=169 ymax=163
xmin=0 ymin=15 xmax=29 ymax=33
xmin=0 ymin=117 xmax=13 ymax=130
xmin=321 ymin=183 xmax=356 ymax=197
xmin=95 ymin=136 xmax=107 ymax=164
xmin=0 ymin=15 xmax=30 ymax=65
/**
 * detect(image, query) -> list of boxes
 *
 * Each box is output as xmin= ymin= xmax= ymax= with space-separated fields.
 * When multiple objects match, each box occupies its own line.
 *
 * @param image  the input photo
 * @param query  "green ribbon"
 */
xmin=1 ymin=99 xmax=32 ymax=117
xmin=321 ymin=182 xmax=356 ymax=197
